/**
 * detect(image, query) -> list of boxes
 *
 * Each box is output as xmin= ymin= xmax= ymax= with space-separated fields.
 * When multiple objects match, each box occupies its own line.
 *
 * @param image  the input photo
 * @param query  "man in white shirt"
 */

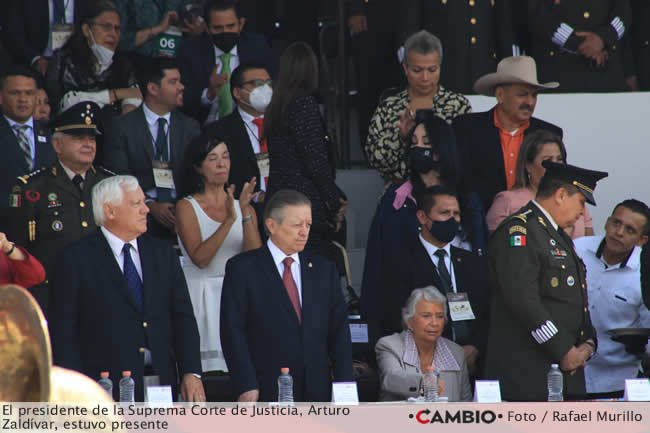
xmin=575 ymin=199 xmax=650 ymax=398
xmin=203 ymin=63 xmax=272 ymax=201
xmin=220 ymin=189 xmax=353 ymax=402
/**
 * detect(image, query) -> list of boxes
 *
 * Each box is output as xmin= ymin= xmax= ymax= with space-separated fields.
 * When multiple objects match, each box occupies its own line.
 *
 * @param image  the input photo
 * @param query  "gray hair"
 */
xmin=263 ymin=189 xmax=311 ymax=235
xmin=401 ymin=286 xmax=447 ymax=329
xmin=403 ymin=30 xmax=443 ymax=65
xmin=92 ymin=175 xmax=140 ymax=226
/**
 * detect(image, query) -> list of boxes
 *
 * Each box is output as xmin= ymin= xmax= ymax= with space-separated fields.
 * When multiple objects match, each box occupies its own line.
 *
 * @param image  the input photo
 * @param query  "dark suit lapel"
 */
xmin=261 ymin=246 xmax=301 ymax=325
xmin=411 ymin=236 xmax=443 ymax=289
xmin=0 ymin=116 xmax=29 ymax=173
xmin=136 ymin=107 xmax=155 ymax=161
xmin=137 ymin=236 xmax=156 ymax=312
xmin=96 ymin=230 xmax=141 ymax=311
xmin=169 ymin=111 xmax=184 ymax=164
xmin=33 ymin=120 xmax=52 ymax=167
xmin=298 ymin=251 xmax=316 ymax=328
xmin=232 ymin=110 xmax=259 ymax=167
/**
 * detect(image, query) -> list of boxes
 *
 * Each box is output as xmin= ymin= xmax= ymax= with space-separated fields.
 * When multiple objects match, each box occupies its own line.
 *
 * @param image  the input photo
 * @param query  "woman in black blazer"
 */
xmin=263 ymin=42 xmax=347 ymax=267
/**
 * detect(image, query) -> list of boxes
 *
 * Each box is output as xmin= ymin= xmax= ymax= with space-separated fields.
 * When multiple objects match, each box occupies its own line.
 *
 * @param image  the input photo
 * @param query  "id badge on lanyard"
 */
xmin=256 ymin=153 xmax=270 ymax=191
xmin=447 ymin=292 xmax=476 ymax=322
xmin=152 ymin=160 xmax=175 ymax=190
xmin=51 ymin=24 xmax=73 ymax=50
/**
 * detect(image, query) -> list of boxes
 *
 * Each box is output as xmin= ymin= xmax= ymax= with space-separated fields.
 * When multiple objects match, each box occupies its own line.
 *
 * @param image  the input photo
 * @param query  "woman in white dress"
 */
xmin=176 ymin=135 xmax=262 ymax=373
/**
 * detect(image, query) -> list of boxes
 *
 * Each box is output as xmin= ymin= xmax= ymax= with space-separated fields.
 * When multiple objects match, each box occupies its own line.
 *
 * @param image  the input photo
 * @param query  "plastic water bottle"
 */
xmin=277 ymin=368 xmax=294 ymax=402
xmin=98 ymin=372 xmax=113 ymax=397
xmin=423 ymin=366 xmax=440 ymax=402
xmin=547 ymin=364 xmax=563 ymax=401
xmin=119 ymin=371 xmax=135 ymax=403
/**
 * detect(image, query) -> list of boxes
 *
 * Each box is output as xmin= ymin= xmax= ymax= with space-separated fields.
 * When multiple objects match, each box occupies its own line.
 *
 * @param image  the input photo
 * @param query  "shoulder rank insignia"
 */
xmin=509 ymin=225 xmax=527 ymax=235
xmin=512 ymin=209 xmax=532 ymax=223
xmin=17 ymin=167 xmax=45 ymax=184
xmin=538 ymin=216 xmax=547 ymax=228
xmin=96 ymin=165 xmax=117 ymax=176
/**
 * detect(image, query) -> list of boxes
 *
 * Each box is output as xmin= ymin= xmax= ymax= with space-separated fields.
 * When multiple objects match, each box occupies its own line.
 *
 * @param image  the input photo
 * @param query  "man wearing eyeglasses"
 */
xmin=178 ymin=0 xmax=275 ymax=124
xmin=203 ymin=63 xmax=271 ymax=204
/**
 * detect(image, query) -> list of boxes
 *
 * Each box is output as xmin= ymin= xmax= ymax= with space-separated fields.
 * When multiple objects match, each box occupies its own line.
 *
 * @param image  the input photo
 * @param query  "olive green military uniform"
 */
xmin=7 ymin=161 xmax=113 ymax=316
xmin=484 ymin=201 xmax=596 ymax=401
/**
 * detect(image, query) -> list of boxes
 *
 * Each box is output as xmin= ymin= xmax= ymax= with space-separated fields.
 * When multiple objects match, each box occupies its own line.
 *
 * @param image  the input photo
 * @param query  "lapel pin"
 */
xmin=308 ymin=262 xmax=313 ymax=268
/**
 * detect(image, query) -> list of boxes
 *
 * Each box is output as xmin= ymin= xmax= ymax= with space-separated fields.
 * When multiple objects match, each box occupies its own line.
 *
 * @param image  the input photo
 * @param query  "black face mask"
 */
xmin=211 ymin=32 xmax=239 ymax=53
xmin=428 ymin=216 xmax=460 ymax=244
xmin=408 ymin=147 xmax=439 ymax=174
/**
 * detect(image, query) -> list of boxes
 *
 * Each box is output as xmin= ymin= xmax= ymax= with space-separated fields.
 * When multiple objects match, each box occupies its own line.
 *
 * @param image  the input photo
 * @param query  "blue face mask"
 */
xmin=428 ymin=216 xmax=460 ymax=244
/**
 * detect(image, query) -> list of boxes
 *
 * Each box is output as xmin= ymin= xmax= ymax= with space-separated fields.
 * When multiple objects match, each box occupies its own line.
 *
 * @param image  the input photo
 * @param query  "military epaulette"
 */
xmin=16 ymin=167 xmax=47 ymax=184
xmin=95 ymin=165 xmax=117 ymax=176
xmin=511 ymin=209 xmax=533 ymax=223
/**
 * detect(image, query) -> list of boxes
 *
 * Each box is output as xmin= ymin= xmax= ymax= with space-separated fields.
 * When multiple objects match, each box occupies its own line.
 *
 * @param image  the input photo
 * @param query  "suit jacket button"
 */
xmin=471 ymin=36 xmax=477 ymax=44
xmin=549 ymin=51 xmax=555 ymax=57
xmin=81 ymin=221 xmax=88 ymax=227
xmin=143 ymin=322 xmax=148 ymax=328
xmin=139 ymin=347 xmax=145 ymax=353
xmin=580 ymin=330 xmax=584 ymax=336
xmin=584 ymin=308 xmax=588 ymax=313
xmin=583 ymin=11 xmax=590 ymax=19
xmin=469 ymin=0 xmax=475 ymax=5
xmin=80 ymin=201 xmax=85 ymax=208
xmin=470 ymin=17 xmax=477 ymax=25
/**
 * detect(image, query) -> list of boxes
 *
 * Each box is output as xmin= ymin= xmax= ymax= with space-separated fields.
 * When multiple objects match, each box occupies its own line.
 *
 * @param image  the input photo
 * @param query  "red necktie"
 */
xmin=252 ymin=117 xmax=268 ymax=153
xmin=282 ymin=257 xmax=301 ymax=322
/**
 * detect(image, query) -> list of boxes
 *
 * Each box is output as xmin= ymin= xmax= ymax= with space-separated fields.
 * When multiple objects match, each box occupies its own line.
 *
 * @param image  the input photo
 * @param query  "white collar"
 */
xmin=142 ymin=103 xmax=171 ymax=126
xmin=237 ymin=106 xmax=262 ymax=124
xmin=532 ymin=200 xmax=559 ymax=231
xmin=214 ymin=44 xmax=239 ymax=58
xmin=419 ymin=233 xmax=452 ymax=258
xmin=58 ymin=160 xmax=86 ymax=181
xmin=5 ymin=115 xmax=34 ymax=130
xmin=583 ymin=235 xmax=642 ymax=271
xmin=267 ymin=238 xmax=300 ymax=267
xmin=101 ymin=226 xmax=139 ymax=256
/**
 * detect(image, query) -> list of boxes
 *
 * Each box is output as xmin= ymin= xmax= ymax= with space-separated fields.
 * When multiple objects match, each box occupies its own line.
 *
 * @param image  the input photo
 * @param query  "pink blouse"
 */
xmin=486 ymin=188 xmax=592 ymax=239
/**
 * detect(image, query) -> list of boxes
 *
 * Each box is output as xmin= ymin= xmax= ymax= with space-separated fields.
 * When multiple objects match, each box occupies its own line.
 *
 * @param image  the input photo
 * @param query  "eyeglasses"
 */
xmin=91 ymin=22 xmax=121 ymax=32
xmin=241 ymin=79 xmax=272 ymax=88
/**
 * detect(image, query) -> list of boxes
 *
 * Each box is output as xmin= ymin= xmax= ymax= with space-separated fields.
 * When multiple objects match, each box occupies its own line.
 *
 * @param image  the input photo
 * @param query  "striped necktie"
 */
xmin=13 ymin=124 xmax=33 ymax=170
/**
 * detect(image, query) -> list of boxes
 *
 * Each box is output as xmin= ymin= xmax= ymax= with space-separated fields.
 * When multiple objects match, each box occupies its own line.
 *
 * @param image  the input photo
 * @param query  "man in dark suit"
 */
xmin=178 ymin=0 xmax=275 ymax=124
xmin=7 ymin=101 xmax=112 ymax=317
xmin=221 ymin=189 xmax=353 ymax=402
xmin=455 ymin=56 xmax=563 ymax=213
xmin=104 ymin=58 xmax=200 ymax=240
xmin=378 ymin=185 xmax=490 ymax=376
xmin=4 ymin=0 xmax=87 ymax=74
xmin=50 ymin=175 xmax=205 ymax=402
xmin=203 ymin=62 xmax=271 ymax=199
xmin=0 ymin=67 xmax=56 ymax=229
xmin=485 ymin=162 xmax=606 ymax=401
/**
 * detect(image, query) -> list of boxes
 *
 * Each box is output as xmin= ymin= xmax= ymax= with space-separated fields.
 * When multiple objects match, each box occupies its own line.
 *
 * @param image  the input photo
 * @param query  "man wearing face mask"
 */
xmin=377 ymin=185 xmax=491 ymax=376
xmin=178 ymin=0 xmax=275 ymax=124
xmin=203 ymin=63 xmax=272 ymax=203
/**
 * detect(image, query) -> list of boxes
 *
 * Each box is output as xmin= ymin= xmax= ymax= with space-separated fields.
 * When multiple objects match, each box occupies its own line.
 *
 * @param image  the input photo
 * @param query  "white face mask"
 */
xmin=242 ymin=84 xmax=273 ymax=113
xmin=89 ymin=29 xmax=114 ymax=70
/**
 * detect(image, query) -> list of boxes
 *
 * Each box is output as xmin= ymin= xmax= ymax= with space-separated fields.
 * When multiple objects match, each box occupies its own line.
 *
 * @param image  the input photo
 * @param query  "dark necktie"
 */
xmin=155 ymin=117 xmax=169 ymax=162
xmin=434 ymin=249 xmax=452 ymax=294
xmin=434 ymin=248 xmax=471 ymax=344
xmin=282 ymin=257 xmax=301 ymax=323
xmin=72 ymin=174 xmax=83 ymax=192
xmin=123 ymin=244 xmax=144 ymax=311
xmin=13 ymin=125 xmax=33 ymax=170
xmin=53 ymin=0 xmax=65 ymax=24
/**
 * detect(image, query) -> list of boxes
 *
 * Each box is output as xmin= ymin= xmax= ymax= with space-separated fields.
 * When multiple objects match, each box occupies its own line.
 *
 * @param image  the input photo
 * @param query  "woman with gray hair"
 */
xmin=365 ymin=30 xmax=471 ymax=185
xmin=375 ymin=286 xmax=472 ymax=401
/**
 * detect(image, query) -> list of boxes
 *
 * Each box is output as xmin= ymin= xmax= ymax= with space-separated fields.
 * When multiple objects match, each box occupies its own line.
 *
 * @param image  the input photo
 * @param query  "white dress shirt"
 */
xmin=419 ymin=233 xmax=458 ymax=291
xmin=238 ymin=106 xmax=262 ymax=154
xmin=5 ymin=115 xmax=36 ymax=163
xmin=101 ymin=226 xmax=143 ymax=280
xmin=267 ymin=238 xmax=302 ymax=306
xmin=575 ymin=235 xmax=650 ymax=393
xmin=201 ymin=45 xmax=240 ymax=124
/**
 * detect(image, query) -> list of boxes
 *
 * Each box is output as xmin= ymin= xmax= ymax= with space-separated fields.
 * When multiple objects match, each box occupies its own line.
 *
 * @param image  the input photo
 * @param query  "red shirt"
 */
xmin=0 ymin=246 xmax=46 ymax=288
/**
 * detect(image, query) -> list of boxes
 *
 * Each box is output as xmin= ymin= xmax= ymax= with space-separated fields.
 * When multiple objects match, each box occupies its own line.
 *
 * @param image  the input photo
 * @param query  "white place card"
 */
xmin=332 ymin=382 xmax=359 ymax=405
xmin=473 ymin=380 xmax=502 ymax=403
xmin=624 ymin=379 xmax=650 ymax=401
xmin=350 ymin=323 xmax=369 ymax=343
xmin=145 ymin=386 xmax=173 ymax=405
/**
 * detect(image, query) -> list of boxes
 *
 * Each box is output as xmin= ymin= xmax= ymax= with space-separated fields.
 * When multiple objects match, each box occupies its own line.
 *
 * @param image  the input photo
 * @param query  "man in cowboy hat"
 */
xmin=454 ymin=56 xmax=563 ymax=213
xmin=7 ymin=101 xmax=113 ymax=318
xmin=485 ymin=161 xmax=608 ymax=401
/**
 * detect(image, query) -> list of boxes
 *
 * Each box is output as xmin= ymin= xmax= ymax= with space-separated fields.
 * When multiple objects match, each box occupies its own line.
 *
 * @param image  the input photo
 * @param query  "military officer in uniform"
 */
xmin=484 ymin=161 xmax=607 ymax=401
xmin=528 ymin=0 xmax=631 ymax=92
xmin=7 ymin=102 xmax=113 ymax=317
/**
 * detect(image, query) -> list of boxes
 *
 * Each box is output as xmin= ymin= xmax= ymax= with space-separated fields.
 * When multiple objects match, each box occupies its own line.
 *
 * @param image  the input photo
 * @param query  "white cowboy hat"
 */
xmin=473 ymin=56 xmax=559 ymax=96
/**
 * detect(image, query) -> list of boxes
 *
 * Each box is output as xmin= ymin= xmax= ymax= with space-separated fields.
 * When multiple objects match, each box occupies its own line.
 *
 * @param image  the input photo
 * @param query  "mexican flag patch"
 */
xmin=510 ymin=235 xmax=526 ymax=246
